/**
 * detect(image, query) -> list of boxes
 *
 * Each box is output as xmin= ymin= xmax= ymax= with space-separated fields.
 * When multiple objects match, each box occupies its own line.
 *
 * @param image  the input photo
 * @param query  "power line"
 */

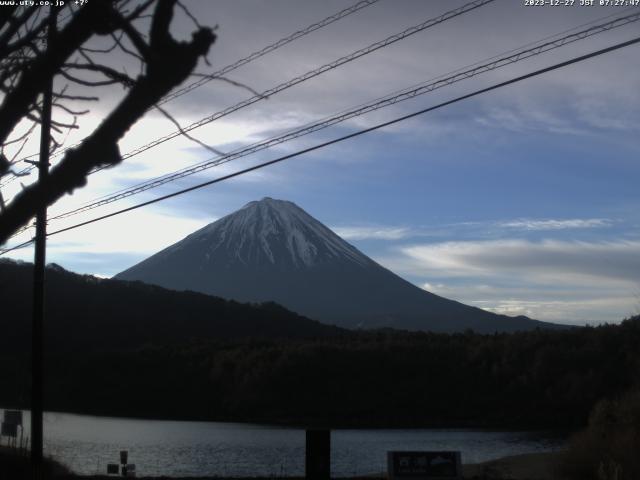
xmin=1 ymin=0 xmax=382 ymax=186
xmin=113 ymin=0 xmax=495 ymax=163
xmin=4 ymin=9 xmax=637 ymax=248
xmin=159 ymin=0 xmax=382 ymax=105
xmin=78 ymin=7 xmax=639 ymax=208
xmin=2 ymin=0 xmax=496 ymax=242
xmin=3 ymin=34 xmax=638 ymax=255
xmin=0 ymin=238 xmax=32 ymax=255
xmin=48 ymin=11 xmax=640 ymax=221
xmin=0 ymin=7 xmax=110 ymax=187
xmin=5 ymin=0 xmax=496 ymax=190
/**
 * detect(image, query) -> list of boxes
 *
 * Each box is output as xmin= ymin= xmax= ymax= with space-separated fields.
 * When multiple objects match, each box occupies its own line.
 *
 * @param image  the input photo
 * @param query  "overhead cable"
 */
xmin=116 ymin=0 xmax=496 ymax=161
xmin=2 ymin=34 xmax=637 ymax=255
xmin=1 ymin=0 xmax=381 ymax=185
xmin=49 ymin=11 xmax=640 ymax=221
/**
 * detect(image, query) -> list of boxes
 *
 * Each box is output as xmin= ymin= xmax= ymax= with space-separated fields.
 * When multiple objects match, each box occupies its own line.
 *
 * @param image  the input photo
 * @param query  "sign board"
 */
xmin=125 ymin=464 xmax=136 ymax=476
xmin=388 ymin=451 xmax=462 ymax=480
xmin=1 ymin=422 xmax=18 ymax=438
xmin=3 ymin=410 xmax=22 ymax=426
xmin=123 ymin=463 xmax=136 ymax=477
xmin=107 ymin=464 xmax=120 ymax=475
xmin=120 ymin=450 xmax=128 ymax=465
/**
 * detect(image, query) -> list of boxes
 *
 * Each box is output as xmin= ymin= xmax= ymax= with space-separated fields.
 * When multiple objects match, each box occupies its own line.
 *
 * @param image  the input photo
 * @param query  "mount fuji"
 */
xmin=115 ymin=198 xmax=554 ymax=333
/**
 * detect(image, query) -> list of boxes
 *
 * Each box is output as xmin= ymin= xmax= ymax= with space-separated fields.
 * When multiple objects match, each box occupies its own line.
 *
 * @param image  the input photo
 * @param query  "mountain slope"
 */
xmin=116 ymin=198 xmax=555 ymax=333
xmin=0 ymin=259 xmax=344 ymax=354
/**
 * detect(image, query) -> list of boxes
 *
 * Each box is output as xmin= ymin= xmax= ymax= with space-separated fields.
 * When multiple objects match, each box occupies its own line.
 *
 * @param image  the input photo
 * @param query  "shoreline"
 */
xmin=463 ymin=451 xmax=564 ymax=480
xmin=0 ymin=405 xmax=574 ymax=432
xmin=2 ymin=450 xmax=565 ymax=480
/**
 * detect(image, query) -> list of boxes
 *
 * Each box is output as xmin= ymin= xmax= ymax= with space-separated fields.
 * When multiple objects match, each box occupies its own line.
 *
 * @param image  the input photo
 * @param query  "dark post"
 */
xmin=120 ymin=450 xmax=128 ymax=476
xmin=31 ymin=7 xmax=55 ymax=479
xmin=305 ymin=429 xmax=331 ymax=480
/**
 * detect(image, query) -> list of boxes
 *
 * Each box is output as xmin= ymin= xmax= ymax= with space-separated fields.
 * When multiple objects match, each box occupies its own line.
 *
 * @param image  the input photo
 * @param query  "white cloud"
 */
xmin=474 ymin=105 xmax=588 ymax=137
xmin=477 ymin=297 xmax=637 ymax=325
xmin=400 ymin=239 xmax=640 ymax=283
xmin=50 ymin=210 xmax=210 ymax=255
xmin=332 ymin=225 xmax=411 ymax=240
xmin=418 ymin=280 xmax=638 ymax=325
xmin=499 ymin=218 xmax=612 ymax=231
xmin=390 ymin=239 xmax=640 ymax=324
xmin=2 ymin=208 xmax=211 ymax=270
xmin=575 ymin=97 xmax=640 ymax=132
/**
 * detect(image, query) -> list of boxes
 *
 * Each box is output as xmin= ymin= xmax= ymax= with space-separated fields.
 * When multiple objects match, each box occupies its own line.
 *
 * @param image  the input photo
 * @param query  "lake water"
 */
xmin=6 ymin=410 xmax=564 ymax=477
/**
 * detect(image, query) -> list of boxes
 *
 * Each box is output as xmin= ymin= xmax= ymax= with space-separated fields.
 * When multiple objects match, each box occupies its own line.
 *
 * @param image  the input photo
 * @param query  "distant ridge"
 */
xmin=116 ymin=198 xmax=558 ymax=333
xmin=0 ymin=259 xmax=344 ymax=354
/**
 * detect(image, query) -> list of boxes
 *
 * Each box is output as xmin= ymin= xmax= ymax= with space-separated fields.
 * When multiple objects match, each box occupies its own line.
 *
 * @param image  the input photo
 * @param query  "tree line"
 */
xmin=2 ymin=314 xmax=638 ymax=429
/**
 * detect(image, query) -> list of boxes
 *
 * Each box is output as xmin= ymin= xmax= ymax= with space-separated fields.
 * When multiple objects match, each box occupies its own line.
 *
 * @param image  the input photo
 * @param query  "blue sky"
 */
xmin=2 ymin=0 xmax=640 ymax=325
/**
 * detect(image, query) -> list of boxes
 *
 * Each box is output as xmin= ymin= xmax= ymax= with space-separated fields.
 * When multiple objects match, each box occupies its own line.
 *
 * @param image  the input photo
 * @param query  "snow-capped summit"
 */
xmin=185 ymin=197 xmax=371 ymax=269
xmin=115 ymin=198 xmax=554 ymax=333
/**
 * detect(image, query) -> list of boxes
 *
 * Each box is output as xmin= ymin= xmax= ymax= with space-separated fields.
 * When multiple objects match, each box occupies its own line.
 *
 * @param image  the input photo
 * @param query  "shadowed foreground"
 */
xmin=0 ymin=446 xmax=70 ymax=479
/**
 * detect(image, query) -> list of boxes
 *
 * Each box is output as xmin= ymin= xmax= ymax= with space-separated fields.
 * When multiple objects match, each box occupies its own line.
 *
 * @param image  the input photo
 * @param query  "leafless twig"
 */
xmin=190 ymin=73 xmax=267 ymax=98
xmin=154 ymin=103 xmax=226 ymax=157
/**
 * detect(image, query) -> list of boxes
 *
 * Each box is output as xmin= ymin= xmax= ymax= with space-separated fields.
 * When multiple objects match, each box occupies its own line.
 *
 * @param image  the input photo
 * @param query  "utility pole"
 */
xmin=31 ymin=7 xmax=55 ymax=479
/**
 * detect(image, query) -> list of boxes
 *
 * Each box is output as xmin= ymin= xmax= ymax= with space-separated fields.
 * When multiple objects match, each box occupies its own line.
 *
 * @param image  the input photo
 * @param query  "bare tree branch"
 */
xmin=0 ymin=0 xmax=216 ymax=244
xmin=113 ymin=14 xmax=151 ymax=59
xmin=53 ymin=92 xmax=100 ymax=102
xmin=9 ymin=133 xmax=32 ymax=164
xmin=154 ymin=103 xmax=225 ymax=157
xmin=0 ymin=6 xmax=38 ymax=55
xmin=0 ymin=9 xmax=48 ymax=58
xmin=190 ymin=73 xmax=266 ymax=98
xmin=0 ymin=153 xmax=30 ymax=178
xmin=63 ymin=62 xmax=137 ymax=87
xmin=177 ymin=0 xmax=202 ymax=29
xmin=0 ymin=120 xmax=37 ymax=150
xmin=0 ymin=1 xmax=123 ymax=146
xmin=125 ymin=0 xmax=156 ymax=21
xmin=53 ymin=103 xmax=90 ymax=116
xmin=0 ymin=6 xmax=18 ymax=33
xmin=59 ymin=69 xmax=123 ymax=87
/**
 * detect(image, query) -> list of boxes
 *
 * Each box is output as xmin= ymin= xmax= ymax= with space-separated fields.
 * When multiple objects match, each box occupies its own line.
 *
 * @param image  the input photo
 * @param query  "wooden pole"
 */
xmin=31 ymin=7 xmax=55 ymax=479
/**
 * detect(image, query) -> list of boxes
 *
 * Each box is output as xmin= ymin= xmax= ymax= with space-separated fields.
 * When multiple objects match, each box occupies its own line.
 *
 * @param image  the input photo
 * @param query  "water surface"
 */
xmin=9 ymin=410 xmax=563 ymax=477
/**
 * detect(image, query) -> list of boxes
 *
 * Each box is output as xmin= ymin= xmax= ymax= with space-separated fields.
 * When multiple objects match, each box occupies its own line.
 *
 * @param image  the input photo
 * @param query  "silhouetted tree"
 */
xmin=0 ymin=0 xmax=216 ymax=244
xmin=3 ymin=259 xmax=640 ymax=427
